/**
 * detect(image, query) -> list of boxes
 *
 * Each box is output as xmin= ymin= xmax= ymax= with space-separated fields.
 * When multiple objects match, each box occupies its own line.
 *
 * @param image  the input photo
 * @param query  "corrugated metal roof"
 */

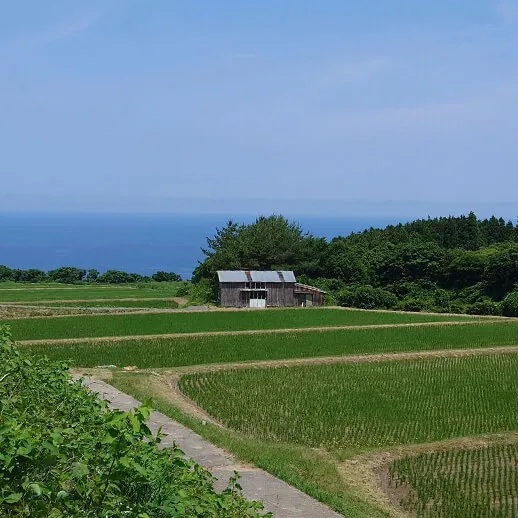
xmin=294 ymin=282 xmax=326 ymax=293
xmin=217 ymin=270 xmax=296 ymax=283
xmin=217 ymin=271 xmax=248 ymax=282
xmin=275 ymin=271 xmax=297 ymax=283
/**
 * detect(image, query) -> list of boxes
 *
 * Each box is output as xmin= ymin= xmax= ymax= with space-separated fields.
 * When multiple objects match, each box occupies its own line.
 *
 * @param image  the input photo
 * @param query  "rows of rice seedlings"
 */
xmin=23 ymin=321 xmax=518 ymax=368
xmin=388 ymin=442 xmax=518 ymax=517
xmin=0 ymin=283 xmax=183 ymax=302
xmin=23 ymin=299 xmax=180 ymax=309
xmin=180 ymin=354 xmax=518 ymax=450
xmin=5 ymin=308 xmax=480 ymax=341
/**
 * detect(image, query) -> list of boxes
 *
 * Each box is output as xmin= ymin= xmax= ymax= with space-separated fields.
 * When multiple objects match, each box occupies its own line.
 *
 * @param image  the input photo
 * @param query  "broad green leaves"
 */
xmin=0 ymin=325 xmax=268 ymax=517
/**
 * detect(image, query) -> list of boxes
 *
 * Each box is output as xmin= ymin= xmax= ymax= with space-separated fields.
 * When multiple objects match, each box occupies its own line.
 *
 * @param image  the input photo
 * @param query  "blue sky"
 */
xmin=1 ymin=1 xmax=517 ymax=216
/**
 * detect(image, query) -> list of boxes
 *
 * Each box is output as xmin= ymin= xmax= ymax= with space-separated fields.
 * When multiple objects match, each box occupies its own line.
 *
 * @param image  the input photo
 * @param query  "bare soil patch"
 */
xmin=0 ymin=305 xmax=104 ymax=319
xmin=7 ymin=297 xmax=186 ymax=304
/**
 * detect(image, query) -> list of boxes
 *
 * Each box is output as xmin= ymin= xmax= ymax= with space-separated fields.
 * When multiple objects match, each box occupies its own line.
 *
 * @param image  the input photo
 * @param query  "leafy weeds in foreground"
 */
xmin=0 ymin=325 xmax=267 ymax=517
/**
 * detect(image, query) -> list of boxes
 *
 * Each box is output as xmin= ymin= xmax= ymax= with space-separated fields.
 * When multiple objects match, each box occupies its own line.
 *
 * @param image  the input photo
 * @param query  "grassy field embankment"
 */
xmin=24 ymin=321 xmax=518 ymax=368
xmin=7 ymin=307 xmax=476 ymax=341
xmin=21 ymin=299 xmax=181 ymax=309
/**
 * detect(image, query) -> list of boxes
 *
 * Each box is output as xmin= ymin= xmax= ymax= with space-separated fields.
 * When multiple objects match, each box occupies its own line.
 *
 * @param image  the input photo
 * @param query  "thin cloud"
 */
xmin=496 ymin=0 xmax=518 ymax=21
xmin=50 ymin=19 xmax=92 ymax=41
xmin=220 ymin=52 xmax=260 ymax=65
xmin=314 ymin=92 xmax=508 ymax=138
xmin=47 ymin=0 xmax=129 ymax=43
xmin=316 ymin=57 xmax=391 ymax=87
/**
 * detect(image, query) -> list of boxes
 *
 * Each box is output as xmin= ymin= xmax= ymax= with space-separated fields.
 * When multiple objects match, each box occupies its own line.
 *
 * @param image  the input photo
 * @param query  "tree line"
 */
xmin=193 ymin=213 xmax=518 ymax=316
xmin=0 ymin=266 xmax=182 ymax=284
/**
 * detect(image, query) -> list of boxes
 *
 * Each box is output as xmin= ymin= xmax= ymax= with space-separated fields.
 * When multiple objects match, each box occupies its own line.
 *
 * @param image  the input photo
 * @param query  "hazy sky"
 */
xmin=1 ymin=1 xmax=517 ymax=215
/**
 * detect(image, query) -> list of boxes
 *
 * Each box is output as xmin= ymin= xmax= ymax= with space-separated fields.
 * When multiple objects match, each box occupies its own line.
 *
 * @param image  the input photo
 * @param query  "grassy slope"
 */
xmin=180 ymin=354 xmax=518 ymax=449
xmin=24 ymin=321 xmax=518 ymax=368
xmin=6 ymin=308 xmax=474 ymax=341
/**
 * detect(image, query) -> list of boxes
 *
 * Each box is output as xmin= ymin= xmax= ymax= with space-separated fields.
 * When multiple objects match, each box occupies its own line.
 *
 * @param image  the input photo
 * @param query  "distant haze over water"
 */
xmin=1 ymin=212 xmax=408 ymax=279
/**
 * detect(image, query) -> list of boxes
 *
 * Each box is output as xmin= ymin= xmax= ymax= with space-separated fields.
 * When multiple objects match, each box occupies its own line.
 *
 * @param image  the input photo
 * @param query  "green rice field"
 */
xmin=23 ymin=321 xmax=518 ymax=368
xmin=6 ymin=308 xmax=477 ymax=341
xmin=388 ymin=443 xmax=518 ymax=517
xmin=180 ymin=354 xmax=518 ymax=449
xmin=0 ymin=283 xmax=183 ymax=302
xmin=4 ymin=279 xmax=518 ymax=518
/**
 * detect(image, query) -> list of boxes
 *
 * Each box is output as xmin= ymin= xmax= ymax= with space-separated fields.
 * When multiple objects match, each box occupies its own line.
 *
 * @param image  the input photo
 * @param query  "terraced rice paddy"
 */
xmin=180 ymin=354 xmax=518 ymax=449
xmin=3 ymin=286 xmax=518 ymax=517
xmin=388 ymin=443 xmax=518 ymax=517
xmin=0 ymin=284 xmax=183 ymax=302
xmin=22 ymin=321 xmax=518 ymax=368
xmin=6 ymin=307 xmax=477 ymax=341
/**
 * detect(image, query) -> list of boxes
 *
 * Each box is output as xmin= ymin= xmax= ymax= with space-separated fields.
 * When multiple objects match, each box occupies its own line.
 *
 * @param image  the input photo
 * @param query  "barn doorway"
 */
xmin=249 ymin=290 xmax=267 ymax=308
xmin=296 ymin=293 xmax=313 ymax=307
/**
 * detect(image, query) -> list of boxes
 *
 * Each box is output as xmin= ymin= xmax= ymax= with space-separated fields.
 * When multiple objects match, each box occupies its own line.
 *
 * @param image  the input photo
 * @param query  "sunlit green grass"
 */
xmin=6 ymin=308 xmax=476 ymax=341
xmin=23 ymin=321 xmax=518 ymax=368
xmin=181 ymin=354 xmax=518 ymax=450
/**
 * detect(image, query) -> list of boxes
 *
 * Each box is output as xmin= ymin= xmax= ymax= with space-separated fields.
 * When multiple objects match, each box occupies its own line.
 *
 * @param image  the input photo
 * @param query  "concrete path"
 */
xmin=81 ymin=377 xmax=343 ymax=518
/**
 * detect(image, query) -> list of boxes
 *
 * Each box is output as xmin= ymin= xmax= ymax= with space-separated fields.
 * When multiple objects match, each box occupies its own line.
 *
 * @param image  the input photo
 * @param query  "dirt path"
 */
xmin=0 ymin=286 xmax=135 ymax=291
xmin=1 ymin=303 xmax=209 ymax=320
xmin=18 ymin=318 xmax=509 ymax=346
xmin=3 ymin=303 xmax=510 ymax=320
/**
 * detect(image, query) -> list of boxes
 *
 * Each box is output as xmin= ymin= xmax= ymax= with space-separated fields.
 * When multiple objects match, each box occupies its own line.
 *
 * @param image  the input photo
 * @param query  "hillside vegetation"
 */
xmin=0 ymin=325 xmax=265 ymax=517
xmin=193 ymin=213 xmax=518 ymax=315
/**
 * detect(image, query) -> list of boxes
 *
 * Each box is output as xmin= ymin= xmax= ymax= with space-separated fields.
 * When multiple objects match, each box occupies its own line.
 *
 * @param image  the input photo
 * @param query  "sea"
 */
xmin=0 ymin=212 xmax=402 ymax=279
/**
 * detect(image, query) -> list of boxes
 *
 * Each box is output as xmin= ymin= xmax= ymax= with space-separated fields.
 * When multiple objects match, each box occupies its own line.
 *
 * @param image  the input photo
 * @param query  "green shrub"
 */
xmin=396 ymin=297 xmax=426 ymax=312
xmin=467 ymin=298 xmax=503 ymax=316
xmin=151 ymin=272 xmax=182 ymax=282
xmin=174 ymin=282 xmax=190 ymax=297
xmin=0 ymin=325 xmax=267 ymax=517
xmin=448 ymin=302 xmax=466 ymax=314
xmin=337 ymin=285 xmax=398 ymax=310
xmin=189 ymin=279 xmax=214 ymax=305
xmin=456 ymin=283 xmax=486 ymax=304
xmin=502 ymin=291 xmax=518 ymax=317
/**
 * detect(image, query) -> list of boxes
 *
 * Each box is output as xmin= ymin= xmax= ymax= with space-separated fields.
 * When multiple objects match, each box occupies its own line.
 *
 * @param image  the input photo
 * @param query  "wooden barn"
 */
xmin=217 ymin=270 xmax=325 ymax=308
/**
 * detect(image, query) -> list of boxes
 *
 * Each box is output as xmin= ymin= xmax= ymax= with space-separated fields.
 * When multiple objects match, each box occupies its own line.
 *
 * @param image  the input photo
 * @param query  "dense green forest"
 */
xmin=193 ymin=213 xmax=518 ymax=316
